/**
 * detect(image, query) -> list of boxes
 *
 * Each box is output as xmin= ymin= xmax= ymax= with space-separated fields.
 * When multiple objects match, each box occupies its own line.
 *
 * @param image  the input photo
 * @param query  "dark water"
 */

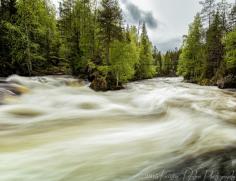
xmin=0 ymin=75 xmax=236 ymax=181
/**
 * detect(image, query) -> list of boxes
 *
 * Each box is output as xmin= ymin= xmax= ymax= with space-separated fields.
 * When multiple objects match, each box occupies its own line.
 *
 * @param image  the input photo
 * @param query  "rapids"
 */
xmin=0 ymin=75 xmax=236 ymax=181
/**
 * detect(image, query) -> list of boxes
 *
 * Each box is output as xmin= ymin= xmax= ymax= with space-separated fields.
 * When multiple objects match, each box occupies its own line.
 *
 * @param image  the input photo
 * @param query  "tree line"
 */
xmin=0 ymin=0 xmax=181 ymax=90
xmin=177 ymin=0 xmax=236 ymax=88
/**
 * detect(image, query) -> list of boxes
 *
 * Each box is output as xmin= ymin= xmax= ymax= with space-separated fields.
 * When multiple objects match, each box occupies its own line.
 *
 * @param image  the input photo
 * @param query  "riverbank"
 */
xmin=183 ymin=75 xmax=236 ymax=90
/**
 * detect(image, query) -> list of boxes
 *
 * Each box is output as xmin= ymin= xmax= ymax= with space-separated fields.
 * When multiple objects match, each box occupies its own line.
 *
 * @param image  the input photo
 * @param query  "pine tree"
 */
xmin=97 ymin=0 xmax=123 ymax=65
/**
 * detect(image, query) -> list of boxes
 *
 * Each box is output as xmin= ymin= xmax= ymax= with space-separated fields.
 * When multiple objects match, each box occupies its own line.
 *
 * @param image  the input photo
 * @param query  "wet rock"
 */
xmin=0 ymin=83 xmax=29 ymax=95
xmin=90 ymin=72 xmax=124 ymax=91
xmin=90 ymin=76 xmax=108 ymax=91
xmin=217 ymin=75 xmax=236 ymax=89
xmin=0 ymin=82 xmax=29 ymax=104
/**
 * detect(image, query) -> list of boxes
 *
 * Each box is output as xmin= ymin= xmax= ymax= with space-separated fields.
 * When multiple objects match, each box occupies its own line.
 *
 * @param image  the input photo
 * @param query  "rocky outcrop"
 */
xmin=90 ymin=76 xmax=108 ymax=91
xmin=217 ymin=75 xmax=236 ymax=89
xmin=89 ymin=70 xmax=124 ymax=91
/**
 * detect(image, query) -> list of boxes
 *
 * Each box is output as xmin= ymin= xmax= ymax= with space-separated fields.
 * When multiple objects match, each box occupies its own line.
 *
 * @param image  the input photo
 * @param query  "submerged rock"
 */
xmin=0 ymin=83 xmax=29 ymax=95
xmin=0 ymin=82 xmax=29 ymax=104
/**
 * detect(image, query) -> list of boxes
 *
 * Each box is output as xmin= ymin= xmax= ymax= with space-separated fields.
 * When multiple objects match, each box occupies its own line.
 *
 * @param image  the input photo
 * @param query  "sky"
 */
xmin=120 ymin=0 xmax=202 ymax=52
xmin=53 ymin=0 xmax=235 ymax=52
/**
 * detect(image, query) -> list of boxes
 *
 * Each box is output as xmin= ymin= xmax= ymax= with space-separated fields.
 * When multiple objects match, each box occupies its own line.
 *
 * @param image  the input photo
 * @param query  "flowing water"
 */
xmin=0 ymin=75 xmax=236 ymax=181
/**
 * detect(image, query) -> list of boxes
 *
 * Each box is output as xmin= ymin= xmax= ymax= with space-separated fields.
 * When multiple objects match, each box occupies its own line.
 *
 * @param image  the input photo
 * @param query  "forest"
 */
xmin=177 ymin=0 xmax=236 ymax=88
xmin=0 ymin=0 xmax=179 ymax=91
xmin=0 ymin=0 xmax=235 ymax=90
xmin=1 ymin=1 xmax=236 ymax=180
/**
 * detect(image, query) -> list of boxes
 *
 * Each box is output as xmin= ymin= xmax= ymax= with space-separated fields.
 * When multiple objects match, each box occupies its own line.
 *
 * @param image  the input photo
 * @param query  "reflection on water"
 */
xmin=0 ymin=75 xmax=236 ymax=181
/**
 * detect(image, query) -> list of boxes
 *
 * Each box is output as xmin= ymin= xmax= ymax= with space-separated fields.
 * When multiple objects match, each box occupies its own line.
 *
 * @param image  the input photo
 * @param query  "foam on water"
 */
xmin=0 ymin=76 xmax=236 ymax=181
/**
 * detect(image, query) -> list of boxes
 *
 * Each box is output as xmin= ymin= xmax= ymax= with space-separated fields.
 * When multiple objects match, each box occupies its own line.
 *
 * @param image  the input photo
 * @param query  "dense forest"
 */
xmin=0 ymin=0 xmax=179 ymax=91
xmin=1 ymin=0 xmax=235 ymax=90
xmin=177 ymin=0 xmax=236 ymax=88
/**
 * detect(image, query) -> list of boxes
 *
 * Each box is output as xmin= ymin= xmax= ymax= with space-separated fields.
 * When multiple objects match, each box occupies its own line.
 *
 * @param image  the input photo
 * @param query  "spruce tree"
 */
xmin=177 ymin=14 xmax=204 ymax=81
xmin=204 ymin=12 xmax=224 ymax=79
xmin=135 ymin=23 xmax=156 ymax=79
xmin=200 ymin=0 xmax=216 ymax=27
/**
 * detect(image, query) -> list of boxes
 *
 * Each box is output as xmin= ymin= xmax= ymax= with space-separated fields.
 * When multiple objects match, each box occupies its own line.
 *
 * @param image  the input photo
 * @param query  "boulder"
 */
xmin=217 ymin=75 xmax=236 ymax=89
xmin=90 ymin=76 xmax=108 ymax=91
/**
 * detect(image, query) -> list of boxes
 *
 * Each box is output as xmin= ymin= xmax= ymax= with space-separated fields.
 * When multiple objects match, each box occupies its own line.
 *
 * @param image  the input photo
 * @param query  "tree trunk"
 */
xmin=116 ymin=73 xmax=119 ymax=87
xmin=106 ymin=43 xmax=110 ymax=65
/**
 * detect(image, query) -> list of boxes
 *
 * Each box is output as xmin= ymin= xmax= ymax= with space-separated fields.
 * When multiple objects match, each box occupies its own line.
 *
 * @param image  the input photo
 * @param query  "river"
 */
xmin=0 ymin=75 xmax=236 ymax=181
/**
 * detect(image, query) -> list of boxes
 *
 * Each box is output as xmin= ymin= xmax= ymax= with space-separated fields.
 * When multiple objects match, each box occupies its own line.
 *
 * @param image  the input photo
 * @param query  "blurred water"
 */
xmin=0 ymin=75 xmax=236 ymax=181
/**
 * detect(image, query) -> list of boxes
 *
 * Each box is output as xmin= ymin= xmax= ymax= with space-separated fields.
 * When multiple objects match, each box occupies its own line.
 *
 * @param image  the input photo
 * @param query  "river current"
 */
xmin=0 ymin=75 xmax=236 ymax=181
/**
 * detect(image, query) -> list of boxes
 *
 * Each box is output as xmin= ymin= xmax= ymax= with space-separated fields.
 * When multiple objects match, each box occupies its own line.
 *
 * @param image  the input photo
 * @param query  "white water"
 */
xmin=0 ymin=76 xmax=236 ymax=181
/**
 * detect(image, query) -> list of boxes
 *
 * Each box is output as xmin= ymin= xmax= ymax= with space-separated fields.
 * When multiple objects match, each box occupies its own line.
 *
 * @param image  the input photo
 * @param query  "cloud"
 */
xmin=122 ymin=1 xmax=158 ymax=29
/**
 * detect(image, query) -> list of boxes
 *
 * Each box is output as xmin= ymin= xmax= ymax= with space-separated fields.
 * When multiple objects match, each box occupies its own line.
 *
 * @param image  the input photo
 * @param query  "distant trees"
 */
xmin=177 ymin=0 xmax=236 ymax=87
xmin=153 ymin=46 xmax=162 ymax=74
xmin=135 ymin=23 xmax=156 ymax=79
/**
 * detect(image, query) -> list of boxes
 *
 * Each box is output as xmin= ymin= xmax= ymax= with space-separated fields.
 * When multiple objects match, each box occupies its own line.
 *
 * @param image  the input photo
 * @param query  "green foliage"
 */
xmin=59 ymin=0 xmax=95 ymax=75
xmin=0 ymin=0 xmax=17 ymax=75
xmin=224 ymin=28 xmax=236 ymax=74
xmin=0 ymin=0 xmax=63 ymax=75
xmin=178 ymin=0 xmax=236 ymax=86
xmin=135 ymin=23 xmax=156 ymax=79
xmin=153 ymin=46 xmax=162 ymax=75
xmin=177 ymin=14 xmax=204 ymax=81
xmin=204 ymin=12 xmax=224 ymax=79
xmin=0 ymin=0 xmax=163 ymax=90
xmin=162 ymin=50 xmax=180 ymax=76
xmin=110 ymin=38 xmax=138 ymax=85
xmin=97 ymin=0 xmax=123 ymax=65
